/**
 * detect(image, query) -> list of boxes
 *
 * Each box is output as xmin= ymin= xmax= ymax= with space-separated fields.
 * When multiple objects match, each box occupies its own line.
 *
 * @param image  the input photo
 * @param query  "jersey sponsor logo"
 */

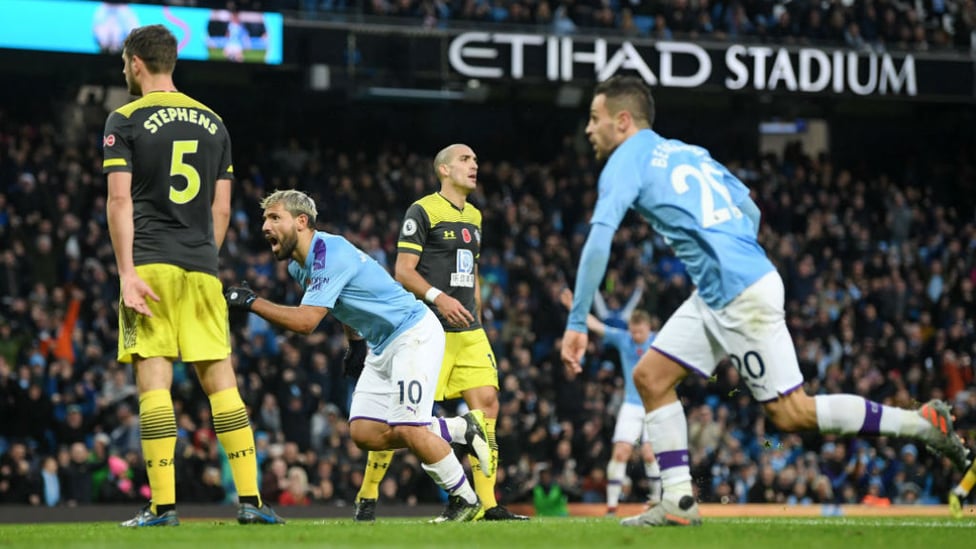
xmin=226 ymin=446 xmax=255 ymax=460
xmin=451 ymin=249 xmax=475 ymax=287
xmin=103 ymin=134 xmax=115 ymax=147
xmin=307 ymin=276 xmax=330 ymax=292
xmin=402 ymin=218 xmax=418 ymax=236
xmin=443 ymin=230 xmax=456 ymax=240
xmin=462 ymin=228 xmax=472 ymax=243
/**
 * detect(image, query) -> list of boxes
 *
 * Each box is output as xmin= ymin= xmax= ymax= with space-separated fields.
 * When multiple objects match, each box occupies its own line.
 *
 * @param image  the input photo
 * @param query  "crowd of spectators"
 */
xmin=0 ymin=93 xmax=974 ymax=513
xmin=136 ymin=0 xmax=976 ymax=52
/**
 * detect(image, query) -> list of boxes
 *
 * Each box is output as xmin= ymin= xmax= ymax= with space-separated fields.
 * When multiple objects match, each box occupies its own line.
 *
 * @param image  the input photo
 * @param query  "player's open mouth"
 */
xmin=267 ymin=236 xmax=279 ymax=251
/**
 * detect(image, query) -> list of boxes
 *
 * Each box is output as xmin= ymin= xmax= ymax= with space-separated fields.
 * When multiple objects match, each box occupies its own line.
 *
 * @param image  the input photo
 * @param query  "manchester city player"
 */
xmin=224 ymin=189 xmax=489 ymax=522
xmin=561 ymin=75 xmax=971 ymax=527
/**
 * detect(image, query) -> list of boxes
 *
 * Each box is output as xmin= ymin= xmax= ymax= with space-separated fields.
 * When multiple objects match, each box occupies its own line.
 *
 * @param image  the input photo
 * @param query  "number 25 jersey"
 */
xmin=592 ymin=129 xmax=774 ymax=309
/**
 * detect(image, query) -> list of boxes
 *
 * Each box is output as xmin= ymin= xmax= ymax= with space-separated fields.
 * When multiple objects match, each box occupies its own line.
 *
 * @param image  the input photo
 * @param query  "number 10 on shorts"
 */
xmin=398 ymin=380 xmax=422 ymax=404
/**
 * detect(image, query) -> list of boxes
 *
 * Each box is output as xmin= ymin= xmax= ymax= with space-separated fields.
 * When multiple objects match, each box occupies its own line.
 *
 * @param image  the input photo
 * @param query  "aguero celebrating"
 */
xmin=561 ymin=75 xmax=971 ymax=527
xmin=354 ymin=144 xmax=527 ymax=522
xmin=225 ymin=189 xmax=491 ymax=522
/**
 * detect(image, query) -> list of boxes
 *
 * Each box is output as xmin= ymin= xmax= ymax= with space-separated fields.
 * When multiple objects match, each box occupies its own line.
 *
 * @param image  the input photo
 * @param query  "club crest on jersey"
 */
xmin=462 ymin=228 xmax=472 ymax=243
xmin=103 ymin=134 xmax=115 ymax=147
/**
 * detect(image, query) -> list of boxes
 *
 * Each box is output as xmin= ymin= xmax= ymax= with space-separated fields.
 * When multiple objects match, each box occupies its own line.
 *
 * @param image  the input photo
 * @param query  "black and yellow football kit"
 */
xmin=103 ymin=91 xmax=233 ymax=364
xmin=103 ymin=91 xmax=261 ymax=513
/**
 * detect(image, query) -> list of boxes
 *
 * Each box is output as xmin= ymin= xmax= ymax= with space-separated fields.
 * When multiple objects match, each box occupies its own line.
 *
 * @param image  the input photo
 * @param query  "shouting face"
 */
xmin=262 ymin=202 xmax=303 ymax=260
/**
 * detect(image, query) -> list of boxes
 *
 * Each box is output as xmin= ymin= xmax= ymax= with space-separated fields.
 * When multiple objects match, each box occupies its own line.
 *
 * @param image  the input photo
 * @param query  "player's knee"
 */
xmin=464 ymin=387 xmax=500 ymax=418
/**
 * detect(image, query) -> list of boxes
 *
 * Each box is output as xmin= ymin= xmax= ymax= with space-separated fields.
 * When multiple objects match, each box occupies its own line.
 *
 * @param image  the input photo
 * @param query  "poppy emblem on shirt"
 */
xmin=103 ymin=134 xmax=115 ymax=147
xmin=462 ymin=228 xmax=472 ymax=243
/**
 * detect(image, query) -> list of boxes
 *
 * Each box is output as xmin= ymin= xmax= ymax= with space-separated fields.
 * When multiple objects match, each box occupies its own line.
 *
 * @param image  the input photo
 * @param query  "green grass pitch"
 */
xmin=0 ymin=517 xmax=970 ymax=549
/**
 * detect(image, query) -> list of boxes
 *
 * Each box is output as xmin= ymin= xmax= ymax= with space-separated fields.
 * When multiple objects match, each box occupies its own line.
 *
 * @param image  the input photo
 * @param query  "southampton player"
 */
xmin=355 ymin=144 xmax=527 ymax=521
xmin=560 ymin=289 xmax=661 ymax=515
xmin=225 ymin=189 xmax=490 ymax=522
xmin=561 ymin=75 xmax=971 ymax=527
xmin=104 ymin=24 xmax=282 ymax=527
xmin=949 ymin=460 xmax=976 ymax=518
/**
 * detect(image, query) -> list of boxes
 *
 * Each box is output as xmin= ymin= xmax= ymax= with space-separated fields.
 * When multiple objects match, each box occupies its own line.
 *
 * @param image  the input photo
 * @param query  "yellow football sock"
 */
xmin=209 ymin=388 xmax=261 ymax=506
xmin=358 ymin=450 xmax=395 ymax=500
xmin=139 ymin=389 xmax=177 ymax=514
xmin=959 ymin=467 xmax=976 ymax=495
xmin=471 ymin=417 xmax=498 ymax=509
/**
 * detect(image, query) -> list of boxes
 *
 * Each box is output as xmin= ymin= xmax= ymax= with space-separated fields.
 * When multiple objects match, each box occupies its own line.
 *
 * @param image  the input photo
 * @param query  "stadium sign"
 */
xmin=447 ymin=32 xmax=966 ymax=98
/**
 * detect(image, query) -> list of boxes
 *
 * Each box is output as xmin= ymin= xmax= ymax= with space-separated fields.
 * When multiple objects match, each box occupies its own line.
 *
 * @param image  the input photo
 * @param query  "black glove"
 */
xmin=343 ymin=338 xmax=368 ymax=380
xmin=224 ymin=281 xmax=257 ymax=310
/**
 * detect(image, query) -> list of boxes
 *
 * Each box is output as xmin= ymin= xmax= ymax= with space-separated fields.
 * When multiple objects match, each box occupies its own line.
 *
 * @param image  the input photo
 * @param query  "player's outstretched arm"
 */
xmin=225 ymin=282 xmax=329 ymax=335
xmin=559 ymin=288 xmax=606 ymax=337
xmin=562 ymin=223 xmax=615 ymax=377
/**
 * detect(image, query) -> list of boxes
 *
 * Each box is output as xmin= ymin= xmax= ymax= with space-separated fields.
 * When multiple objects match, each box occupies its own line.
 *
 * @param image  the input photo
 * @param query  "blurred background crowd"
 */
xmin=0 ymin=93 xmax=974 ymax=512
xmin=133 ymin=0 xmax=976 ymax=52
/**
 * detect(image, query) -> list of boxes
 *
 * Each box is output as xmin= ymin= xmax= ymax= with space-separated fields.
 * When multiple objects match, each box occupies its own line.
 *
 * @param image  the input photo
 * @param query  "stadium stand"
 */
xmin=1 ymin=92 xmax=974 ymax=510
xmin=131 ymin=0 xmax=976 ymax=51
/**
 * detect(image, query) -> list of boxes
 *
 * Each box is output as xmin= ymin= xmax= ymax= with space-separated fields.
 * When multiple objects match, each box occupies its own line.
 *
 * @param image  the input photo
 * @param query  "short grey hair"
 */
xmin=432 ymin=143 xmax=465 ymax=179
xmin=260 ymin=189 xmax=318 ymax=225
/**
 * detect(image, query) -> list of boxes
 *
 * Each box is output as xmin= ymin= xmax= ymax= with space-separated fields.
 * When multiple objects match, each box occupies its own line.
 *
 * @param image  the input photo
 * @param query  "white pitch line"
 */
xmin=713 ymin=518 xmax=975 ymax=528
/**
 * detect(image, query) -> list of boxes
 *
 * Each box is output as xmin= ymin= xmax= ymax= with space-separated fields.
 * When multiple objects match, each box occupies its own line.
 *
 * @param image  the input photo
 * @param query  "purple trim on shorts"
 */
xmin=449 ymin=476 xmax=466 ymax=492
xmin=859 ymin=400 xmax=883 ymax=435
xmin=387 ymin=421 xmax=432 ymax=427
xmin=607 ymin=480 xmax=622 ymax=486
xmin=438 ymin=418 xmax=452 ymax=443
xmin=649 ymin=345 xmax=710 ymax=379
xmin=756 ymin=382 xmax=805 ymax=404
xmin=655 ymin=449 xmax=689 ymax=471
xmin=349 ymin=415 xmax=388 ymax=424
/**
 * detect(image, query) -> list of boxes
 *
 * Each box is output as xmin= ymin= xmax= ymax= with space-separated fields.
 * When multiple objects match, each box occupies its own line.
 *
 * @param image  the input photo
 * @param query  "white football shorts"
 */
xmin=349 ymin=308 xmax=445 ymax=426
xmin=651 ymin=270 xmax=803 ymax=402
xmin=612 ymin=402 xmax=648 ymax=445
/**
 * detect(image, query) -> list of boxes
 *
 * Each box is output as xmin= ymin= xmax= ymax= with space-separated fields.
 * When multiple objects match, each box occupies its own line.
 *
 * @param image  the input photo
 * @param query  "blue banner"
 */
xmin=0 ymin=0 xmax=282 ymax=64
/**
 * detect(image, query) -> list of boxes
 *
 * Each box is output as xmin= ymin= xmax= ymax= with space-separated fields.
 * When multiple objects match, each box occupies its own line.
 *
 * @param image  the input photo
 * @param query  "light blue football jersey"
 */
xmin=601 ymin=326 xmax=655 ymax=406
xmin=288 ymin=231 xmax=427 ymax=354
xmin=592 ymin=129 xmax=774 ymax=308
